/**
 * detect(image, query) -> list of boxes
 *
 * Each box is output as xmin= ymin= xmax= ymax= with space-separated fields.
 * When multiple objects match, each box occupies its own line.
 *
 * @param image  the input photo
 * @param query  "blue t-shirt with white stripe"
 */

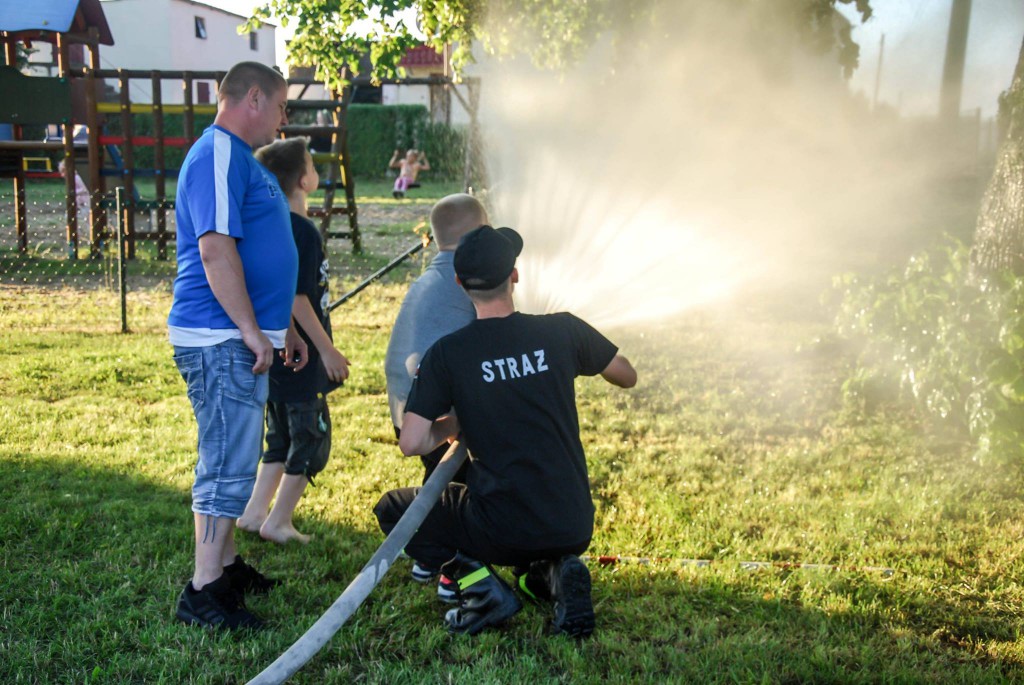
xmin=168 ymin=125 xmax=297 ymax=348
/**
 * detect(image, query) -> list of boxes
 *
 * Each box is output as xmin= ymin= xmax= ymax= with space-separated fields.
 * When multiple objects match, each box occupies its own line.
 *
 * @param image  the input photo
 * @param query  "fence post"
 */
xmin=116 ymin=187 xmax=128 ymax=333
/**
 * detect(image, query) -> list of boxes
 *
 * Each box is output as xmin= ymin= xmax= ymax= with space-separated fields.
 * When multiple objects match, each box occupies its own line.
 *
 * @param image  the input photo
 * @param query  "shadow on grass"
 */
xmin=590 ymin=566 xmax=1023 ymax=683
xmin=0 ymin=451 xmax=384 ymax=683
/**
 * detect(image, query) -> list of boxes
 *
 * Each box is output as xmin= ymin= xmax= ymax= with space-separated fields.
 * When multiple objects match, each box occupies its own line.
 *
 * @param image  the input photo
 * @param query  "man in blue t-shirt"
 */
xmin=169 ymin=61 xmax=303 ymax=631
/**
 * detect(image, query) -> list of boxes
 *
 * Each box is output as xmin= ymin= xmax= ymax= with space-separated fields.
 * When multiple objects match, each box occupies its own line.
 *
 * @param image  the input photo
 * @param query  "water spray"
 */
xmin=585 ymin=554 xmax=894 ymax=578
xmin=245 ymin=440 xmax=467 ymax=685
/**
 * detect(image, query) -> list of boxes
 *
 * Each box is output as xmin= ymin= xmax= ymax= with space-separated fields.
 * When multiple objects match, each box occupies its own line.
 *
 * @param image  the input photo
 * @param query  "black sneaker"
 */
xmin=175 ymin=574 xmax=264 ymax=631
xmin=550 ymin=555 xmax=594 ymax=638
xmin=410 ymin=561 xmax=439 ymax=583
xmin=437 ymin=574 xmax=458 ymax=604
xmin=224 ymin=555 xmax=279 ymax=596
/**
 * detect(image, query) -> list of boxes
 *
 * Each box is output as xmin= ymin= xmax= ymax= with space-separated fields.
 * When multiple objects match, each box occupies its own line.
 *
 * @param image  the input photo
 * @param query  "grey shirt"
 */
xmin=385 ymin=250 xmax=475 ymax=428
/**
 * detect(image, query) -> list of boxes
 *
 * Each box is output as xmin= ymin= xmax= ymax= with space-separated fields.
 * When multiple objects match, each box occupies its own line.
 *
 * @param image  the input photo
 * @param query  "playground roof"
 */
xmin=0 ymin=0 xmax=114 ymax=45
xmin=400 ymin=45 xmax=444 ymax=68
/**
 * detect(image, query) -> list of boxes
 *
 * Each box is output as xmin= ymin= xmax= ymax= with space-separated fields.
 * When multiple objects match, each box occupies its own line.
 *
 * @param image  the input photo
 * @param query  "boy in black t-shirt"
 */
xmin=373 ymin=225 xmax=637 ymax=637
xmin=238 ymin=138 xmax=351 ymax=545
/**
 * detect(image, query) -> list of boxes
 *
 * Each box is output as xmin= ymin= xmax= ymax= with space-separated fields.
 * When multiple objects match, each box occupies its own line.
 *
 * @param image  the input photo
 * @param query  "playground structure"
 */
xmin=1 ymin=1 xmax=483 ymax=262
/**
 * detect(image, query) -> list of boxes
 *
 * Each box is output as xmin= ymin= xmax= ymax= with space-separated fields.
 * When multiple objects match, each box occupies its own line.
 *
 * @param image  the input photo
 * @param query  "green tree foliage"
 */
xmin=832 ymin=240 xmax=1024 ymax=462
xmin=245 ymin=0 xmax=873 ymax=89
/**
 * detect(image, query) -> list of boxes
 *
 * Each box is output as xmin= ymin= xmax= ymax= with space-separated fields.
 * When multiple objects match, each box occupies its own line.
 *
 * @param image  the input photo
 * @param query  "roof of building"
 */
xmin=0 ymin=0 xmax=114 ymax=45
xmin=170 ymin=0 xmax=277 ymax=26
xmin=400 ymin=45 xmax=444 ymax=68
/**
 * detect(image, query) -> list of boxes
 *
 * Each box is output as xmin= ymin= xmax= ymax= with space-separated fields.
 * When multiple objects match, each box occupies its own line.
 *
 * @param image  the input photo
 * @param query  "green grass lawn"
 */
xmin=2 ymin=270 xmax=1024 ymax=683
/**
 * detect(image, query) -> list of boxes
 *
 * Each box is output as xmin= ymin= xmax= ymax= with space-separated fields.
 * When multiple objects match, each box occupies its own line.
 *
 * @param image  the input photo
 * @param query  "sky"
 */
xmin=205 ymin=0 xmax=1024 ymax=119
xmin=838 ymin=0 xmax=1024 ymax=118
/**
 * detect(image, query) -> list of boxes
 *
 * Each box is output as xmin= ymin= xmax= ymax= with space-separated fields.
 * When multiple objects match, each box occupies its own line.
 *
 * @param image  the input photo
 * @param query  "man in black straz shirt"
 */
xmin=374 ymin=225 xmax=637 ymax=637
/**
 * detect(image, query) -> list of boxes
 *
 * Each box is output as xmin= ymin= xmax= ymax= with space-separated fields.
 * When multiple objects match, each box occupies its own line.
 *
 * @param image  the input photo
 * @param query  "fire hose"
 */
xmin=245 ymin=440 xmax=467 ymax=685
xmin=326 ymin=236 xmax=430 ymax=314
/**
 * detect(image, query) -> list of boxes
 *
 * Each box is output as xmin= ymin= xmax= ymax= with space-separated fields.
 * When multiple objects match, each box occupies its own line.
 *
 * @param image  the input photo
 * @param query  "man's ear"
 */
xmin=511 ymin=267 xmax=519 ymax=284
xmin=247 ymin=85 xmax=261 ymax=110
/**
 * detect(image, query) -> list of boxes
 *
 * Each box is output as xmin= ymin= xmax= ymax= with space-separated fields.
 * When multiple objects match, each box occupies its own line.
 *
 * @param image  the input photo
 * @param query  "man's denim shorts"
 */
xmin=174 ymin=339 xmax=269 ymax=519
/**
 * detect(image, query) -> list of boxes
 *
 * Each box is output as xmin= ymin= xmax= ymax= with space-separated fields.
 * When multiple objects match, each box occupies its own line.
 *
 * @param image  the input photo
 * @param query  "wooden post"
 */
xmin=57 ymin=32 xmax=78 ymax=258
xmin=152 ymin=71 xmax=168 ymax=260
xmin=13 ymin=155 xmax=27 ymax=254
xmin=118 ymin=70 xmax=136 ymax=258
xmin=116 ymin=187 xmax=128 ymax=333
xmin=337 ymin=84 xmax=359 ymax=253
xmin=1 ymin=36 xmax=27 ymax=253
xmin=182 ymin=72 xmax=195 ymax=149
xmin=85 ymin=28 xmax=104 ymax=258
xmin=318 ymin=92 xmax=339 ymax=242
xmin=84 ymin=66 xmax=102 ymax=255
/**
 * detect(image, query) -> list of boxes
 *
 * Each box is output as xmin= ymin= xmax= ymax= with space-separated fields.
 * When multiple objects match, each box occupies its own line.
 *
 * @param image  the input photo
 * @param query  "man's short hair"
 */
xmin=466 ymin=277 xmax=512 ymax=304
xmin=219 ymin=61 xmax=286 ymax=104
xmin=255 ymin=137 xmax=309 ymax=196
xmin=430 ymin=194 xmax=487 ymax=249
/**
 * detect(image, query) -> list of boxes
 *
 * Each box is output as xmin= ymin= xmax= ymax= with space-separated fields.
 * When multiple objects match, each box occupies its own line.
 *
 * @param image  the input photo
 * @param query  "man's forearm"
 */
xmin=399 ymin=413 xmax=459 ymax=456
xmin=200 ymin=235 xmax=259 ymax=334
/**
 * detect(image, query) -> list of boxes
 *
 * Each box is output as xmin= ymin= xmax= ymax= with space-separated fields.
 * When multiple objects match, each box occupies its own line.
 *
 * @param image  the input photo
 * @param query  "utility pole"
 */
xmin=939 ymin=0 xmax=972 ymax=122
xmin=872 ymin=33 xmax=885 ymax=111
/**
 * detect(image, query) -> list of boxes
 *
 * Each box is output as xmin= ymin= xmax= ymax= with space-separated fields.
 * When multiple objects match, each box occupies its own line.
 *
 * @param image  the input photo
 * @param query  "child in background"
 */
xmin=58 ymin=159 xmax=90 ymax=212
xmin=389 ymin=148 xmax=430 ymax=199
xmin=238 ymin=137 xmax=351 ymax=545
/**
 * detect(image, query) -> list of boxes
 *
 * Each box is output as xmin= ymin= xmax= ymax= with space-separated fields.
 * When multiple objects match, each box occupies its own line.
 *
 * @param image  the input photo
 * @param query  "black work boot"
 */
xmin=549 ymin=555 xmax=595 ymax=638
xmin=513 ymin=560 xmax=555 ymax=602
xmin=441 ymin=552 xmax=522 ymax=635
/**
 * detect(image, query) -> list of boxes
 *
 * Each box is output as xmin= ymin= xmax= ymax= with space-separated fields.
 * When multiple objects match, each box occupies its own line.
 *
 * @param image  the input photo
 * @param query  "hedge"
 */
xmin=101 ymin=104 xmax=466 ymax=181
xmin=345 ymin=104 xmax=466 ymax=180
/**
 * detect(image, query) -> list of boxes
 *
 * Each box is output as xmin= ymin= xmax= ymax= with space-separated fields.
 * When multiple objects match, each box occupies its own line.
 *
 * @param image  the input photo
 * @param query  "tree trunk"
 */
xmin=972 ymin=36 xmax=1024 ymax=276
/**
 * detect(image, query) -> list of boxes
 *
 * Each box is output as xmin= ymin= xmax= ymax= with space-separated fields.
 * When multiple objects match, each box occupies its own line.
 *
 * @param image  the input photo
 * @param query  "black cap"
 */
xmin=454 ymin=225 xmax=523 ymax=290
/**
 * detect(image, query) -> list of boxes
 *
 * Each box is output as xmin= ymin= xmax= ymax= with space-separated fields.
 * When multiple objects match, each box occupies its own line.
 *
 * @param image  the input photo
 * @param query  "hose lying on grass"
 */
xmin=586 ymin=555 xmax=893 ymax=577
xmin=246 ymin=440 xmax=467 ymax=685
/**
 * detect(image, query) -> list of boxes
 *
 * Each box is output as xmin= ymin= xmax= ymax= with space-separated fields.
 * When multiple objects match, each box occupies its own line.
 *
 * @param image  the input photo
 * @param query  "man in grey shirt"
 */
xmin=385 ymin=193 xmax=488 ymax=478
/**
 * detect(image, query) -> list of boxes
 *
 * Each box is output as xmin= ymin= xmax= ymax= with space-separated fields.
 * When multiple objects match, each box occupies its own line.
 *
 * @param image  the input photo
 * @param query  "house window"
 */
xmin=195 ymin=17 xmax=207 ymax=39
xmin=249 ymin=32 xmax=258 ymax=51
xmin=196 ymin=81 xmax=211 ymax=104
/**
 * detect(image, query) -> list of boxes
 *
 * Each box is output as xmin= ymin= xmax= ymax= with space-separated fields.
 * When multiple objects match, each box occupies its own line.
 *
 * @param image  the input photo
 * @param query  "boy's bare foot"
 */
xmin=259 ymin=523 xmax=311 ymax=545
xmin=236 ymin=515 xmax=266 ymax=534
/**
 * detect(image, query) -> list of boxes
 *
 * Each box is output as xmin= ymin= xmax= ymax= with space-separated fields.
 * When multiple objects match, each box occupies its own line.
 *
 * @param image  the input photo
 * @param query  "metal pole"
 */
xmin=115 ymin=187 xmax=127 ymax=333
xmin=246 ymin=441 xmax=468 ymax=685
xmin=325 ymin=237 xmax=430 ymax=313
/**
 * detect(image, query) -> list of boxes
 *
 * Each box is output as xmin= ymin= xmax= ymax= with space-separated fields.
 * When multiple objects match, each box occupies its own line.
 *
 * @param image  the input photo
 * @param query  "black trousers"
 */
xmin=373 ymin=484 xmax=589 ymax=570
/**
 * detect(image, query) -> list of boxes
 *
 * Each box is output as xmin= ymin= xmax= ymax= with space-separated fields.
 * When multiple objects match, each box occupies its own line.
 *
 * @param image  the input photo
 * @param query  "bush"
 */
xmin=831 ymin=239 xmax=1024 ymax=461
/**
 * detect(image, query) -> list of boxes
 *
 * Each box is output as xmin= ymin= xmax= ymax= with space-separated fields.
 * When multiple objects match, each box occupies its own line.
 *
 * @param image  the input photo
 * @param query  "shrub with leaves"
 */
xmin=831 ymin=239 xmax=1024 ymax=461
